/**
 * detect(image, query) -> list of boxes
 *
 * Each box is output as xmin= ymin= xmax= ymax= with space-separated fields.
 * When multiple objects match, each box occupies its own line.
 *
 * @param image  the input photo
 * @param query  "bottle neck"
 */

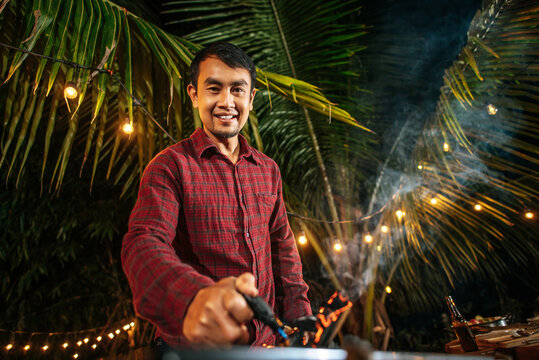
xmin=446 ymin=296 xmax=465 ymax=322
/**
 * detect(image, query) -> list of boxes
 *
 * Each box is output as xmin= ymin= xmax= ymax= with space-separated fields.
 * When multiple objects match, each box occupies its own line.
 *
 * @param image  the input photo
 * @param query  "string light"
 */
xmin=385 ymin=286 xmax=392 ymax=294
xmin=297 ymin=231 xmax=307 ymax=245
xmin=73 ymin=353 xmax=79 ymax=359
xmin=123 ymin=324 xmax=131 ymax=331
xmin=64 ymin=81 xmax=79 ymax=99
xmin=487 ymin=104 xmax=498 ymax=115
xmin=364 ymin=234 xmax=373 ymax=243
xmin=130 ymin=322 xmax=135 ymax=327
xmin=333 ymin=243 xmax=343 ymax=252
xmin=474 ymin=204 xmax=482 ymax=211
xmin=525 ymin=211 xmax=534 ymax=219
xmin=42 ymin=345 xmax=49 ymax=351
xmin=122 ymin=118 xmax=134 ymax=135
xmin=83 ymin=338 xmax=89 ymax=343
xmin=108 ymin=333 xmax=114 ymax=339
xmin=381 ymin=225 xmax=389 ymax=233
xmin=92 ymin=344 xmax=97 ymax=349
xmin=96 ymin=336 xmax=102 ymax=342
xmin=417 ymin=164 xmax=423 ymax=170
xmin=6 ymin=344 xmax=13 ymax=350
xmin=76 ymin=340 xmax=83 ymax=346
xmin=376 ymin=245 xmax=382 ymax=252
xmin=62 ymin=342 xmax=69 ymax=348
xmin=24 ymin=344 xmax=30 ymax=351
xmin=115 ymin=329 xmax=121 ymax=335
xmin=396 ymin=210 xmax=405 ymax=220
xmin=430 ymin=198 xmax=438 ymax=205
xmin=443 ymin=142 xmax=450 ymax=152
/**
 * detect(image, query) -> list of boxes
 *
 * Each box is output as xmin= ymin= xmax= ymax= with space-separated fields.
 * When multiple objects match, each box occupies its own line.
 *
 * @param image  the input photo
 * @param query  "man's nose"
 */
xmin=218 ymin=90 xmax=234 ymax=108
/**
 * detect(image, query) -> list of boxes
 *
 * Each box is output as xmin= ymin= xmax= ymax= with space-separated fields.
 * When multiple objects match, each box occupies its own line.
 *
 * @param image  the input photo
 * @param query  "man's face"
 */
xmin=188 ymin=56 xmax=255 ymax=140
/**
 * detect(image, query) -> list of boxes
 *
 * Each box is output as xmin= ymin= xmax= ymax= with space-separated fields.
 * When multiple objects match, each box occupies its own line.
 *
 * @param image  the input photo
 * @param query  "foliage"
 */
xmin=365 ymin=0 xmax=539 ymax=314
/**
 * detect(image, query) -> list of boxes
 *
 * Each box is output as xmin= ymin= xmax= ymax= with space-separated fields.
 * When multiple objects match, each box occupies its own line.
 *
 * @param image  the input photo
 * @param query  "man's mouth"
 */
xmin=215 ymin=114 xmax=237 ymax=120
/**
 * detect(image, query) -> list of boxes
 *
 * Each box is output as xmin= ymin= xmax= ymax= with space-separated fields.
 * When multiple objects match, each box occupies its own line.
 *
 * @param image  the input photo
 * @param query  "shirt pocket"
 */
xmin=256 ymin=192 xmax=277 ymax=220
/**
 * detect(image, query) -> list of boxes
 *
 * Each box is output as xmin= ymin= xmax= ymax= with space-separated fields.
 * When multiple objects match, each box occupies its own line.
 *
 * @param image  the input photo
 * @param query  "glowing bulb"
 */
xmin=364 ymin=234 xmax=373 ymax=243
xmin=24 ymin=345 xmax=30 ymax=351
xmin=474 ymin=204 xmax=482 ymax=211
xmin=333 ymin=243 xmax=343 ymax=252
xmin=73 ymin=354 xmax=79 ymax=359
xmin=385 ymin=286 xmax=392 ymax=294
xmin=77 ymin=341 xmax=82 ymax=346
xmin=396 ymin=210 xmax=405 ymax=220
xmin=376 ymin=245 xmax=382 ymax=252
xmin=297 ymin=232 xmax=307 ymax=245
xmin=430 ymin=198 xmax=437 ymax=205
xmin=108 ymin=333 xmax=114 ymax=339
xmin=122 ymin=117 xmax=134 ymax=135
xmin=525 ymin=211 xmax=534 ymax=219
xmin=381 ymin=225 xmax=388 ymax=233
xmin=83 ymin=338 xmax=89 ymax=343
xmin=130 ymin=322 xmax=135 ymax=327
xmin=123 ymin=324 xmax=131 ymax=331
xmin=92 ymin=344 xmax=97 ymax=349
xmin=42 ymin=345 xmax=49 ymax=351
xmin=6 ymin=344 xmax=13 ymax=350
xmin=487 ymin=104 xmax=498 ymax=115
xmin=63 ymin=342 xmax=69 ymax=348
xmin=443 ymin=142 xmax=450 ymax=152
xmin=64 ymin=82 xmax=79 ymax=99
xmin=417 ymin=164 xmax=423 ymax=170
xmin=115 ymin=329 xmax=121 ymax=334
xmin=96 ymin=336 xmax=102 ymax=342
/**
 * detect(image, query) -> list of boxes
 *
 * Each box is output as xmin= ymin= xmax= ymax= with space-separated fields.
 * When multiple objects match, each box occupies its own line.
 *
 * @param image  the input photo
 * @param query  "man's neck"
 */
xmin=203 ymin=128 xmax=241 ymax=164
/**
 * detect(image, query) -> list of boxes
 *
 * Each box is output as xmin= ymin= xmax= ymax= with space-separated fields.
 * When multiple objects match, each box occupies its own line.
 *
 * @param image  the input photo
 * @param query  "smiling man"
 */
xmin=121 ymin=42 xmax=311 ymax=349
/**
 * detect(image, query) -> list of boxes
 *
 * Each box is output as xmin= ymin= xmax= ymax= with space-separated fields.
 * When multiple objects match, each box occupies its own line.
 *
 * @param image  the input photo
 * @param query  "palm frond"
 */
xmin=371 ymin=0 xmax=538 ymax=311
xmin=0 ymin=0 xmax=353 ymax=194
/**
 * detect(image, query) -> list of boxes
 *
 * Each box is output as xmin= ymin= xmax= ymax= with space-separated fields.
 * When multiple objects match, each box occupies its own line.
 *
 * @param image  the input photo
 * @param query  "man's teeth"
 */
xmin=216 ymin=115 xmax=235 ymax=119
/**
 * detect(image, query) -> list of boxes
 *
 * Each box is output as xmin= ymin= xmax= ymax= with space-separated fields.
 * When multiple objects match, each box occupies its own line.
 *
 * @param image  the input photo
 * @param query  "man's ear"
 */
xmin=249 ymin=88 xmax=256 ymax=111
xmin=187 ymin=83 xmax=198 ymax=108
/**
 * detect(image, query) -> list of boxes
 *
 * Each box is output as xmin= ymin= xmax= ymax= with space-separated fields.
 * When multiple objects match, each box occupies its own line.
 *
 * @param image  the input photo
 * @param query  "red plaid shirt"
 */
xmin=121 ymin=128 xmax=311 ymax=347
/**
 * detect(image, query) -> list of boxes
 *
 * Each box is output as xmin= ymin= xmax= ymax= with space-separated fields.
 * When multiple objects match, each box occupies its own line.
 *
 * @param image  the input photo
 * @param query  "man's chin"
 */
xmin=210 ymin=129 xmax=240 ymax=139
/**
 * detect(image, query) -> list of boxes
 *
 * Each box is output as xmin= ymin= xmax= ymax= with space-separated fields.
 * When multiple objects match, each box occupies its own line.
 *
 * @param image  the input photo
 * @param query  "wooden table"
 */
xmin=445 ymin=324 xmax=539 ymax=360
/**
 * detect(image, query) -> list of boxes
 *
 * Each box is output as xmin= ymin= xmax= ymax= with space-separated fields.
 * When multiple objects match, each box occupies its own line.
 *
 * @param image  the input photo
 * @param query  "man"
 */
xmin=121 ymin=42 xmax=311 ymax=348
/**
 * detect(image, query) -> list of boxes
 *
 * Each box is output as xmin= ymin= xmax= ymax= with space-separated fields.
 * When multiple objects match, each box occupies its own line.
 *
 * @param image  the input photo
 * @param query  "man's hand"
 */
xmin=183 ymin=272 xmax=258 ymax=346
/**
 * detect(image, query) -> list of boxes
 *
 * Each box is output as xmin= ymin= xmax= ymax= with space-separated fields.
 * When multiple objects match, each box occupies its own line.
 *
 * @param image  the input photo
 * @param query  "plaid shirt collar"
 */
xmin=190 ymin=128 xmax=260 ymax=165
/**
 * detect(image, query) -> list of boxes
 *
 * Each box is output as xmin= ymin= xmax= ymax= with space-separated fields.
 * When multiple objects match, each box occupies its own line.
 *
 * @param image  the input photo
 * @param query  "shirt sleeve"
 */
xmin=121 ymin=153 xmax=215 ymax=343
xmin=269 ymin=166 xmax=312 ymax=322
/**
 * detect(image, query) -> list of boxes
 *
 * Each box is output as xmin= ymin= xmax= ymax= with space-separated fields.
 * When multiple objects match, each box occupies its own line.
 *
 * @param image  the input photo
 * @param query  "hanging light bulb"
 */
xmin=77 ymin=341 xmax=82 ymax=346
xmin=123 ymin=324 xmax=131 ymax=331
xmin=333 ymin=242 xmax=343 ymax=252
xmin=6 ymin=344 xmax=13 ymax=350
xmin=24 ymin=345 xmax=30 ymax=351
xmin=364 ymin=234 xmax=373 ymax=243
xmin=96 ymin=336 xmax=102 ymax=342
xmin=297 ymin=231 xmax=307 ymax=245
xmin=83 ymin=338 xmax=89 ymax=344
xmin=474 ymin=204 xmax=482 ymax=211
xmin=417 ymin=164 xmax=423 ymax=170
xmin=430 ymin=198 xmax=438 ymax=205
xmin=443 ymin=142 xmax=450 ymax=152
xmin=381 ymin=225 xmax=388 ymax=233
xmin=73 ymin=354 xmax=79 ymax=359
xmin=64 ymin=81 xmax=79 ymax=99
xmin=385 ymin=286 xmax=392 ymax=294
xmin=376 ymin=245 xmax=382 ymax=252
xmin=130 ymin=322 xmax=135 ymax=327
xmin=122 ymin=118 xmax=134 ymax=135
xmin=487 ymin=104 xmax=498 ymax=115
xmin=62 ymin=342 xmax=69 ymax=348
xmin=42 ymin=345 xmax=49 ymax=351
xmin=525 ymin=211 xmax=534 ymax=219
xmin=108 ymin=333 xmax=114 ymax=339
xmin=115 ymin=329 xmax=121 ymax=335
xmin=396 ymin=210 xmax=405 ymax=220
xmin=92 ymin=344 xmax=97 ymax=349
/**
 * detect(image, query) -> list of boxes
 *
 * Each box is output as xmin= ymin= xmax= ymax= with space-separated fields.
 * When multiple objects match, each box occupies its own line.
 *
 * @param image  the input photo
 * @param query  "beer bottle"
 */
xmin=446 ymin=296 xmax=478 ymax=352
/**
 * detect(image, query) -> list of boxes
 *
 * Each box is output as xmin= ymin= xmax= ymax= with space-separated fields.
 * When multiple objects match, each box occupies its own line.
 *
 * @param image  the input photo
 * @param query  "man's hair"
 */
xmin=190 ymin=42 xmax=257 ymax=91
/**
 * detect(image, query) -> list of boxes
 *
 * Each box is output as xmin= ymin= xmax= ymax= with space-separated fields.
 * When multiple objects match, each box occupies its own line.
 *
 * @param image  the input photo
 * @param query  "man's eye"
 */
xmin=208 ymin=87 xmax=219 ymax=92
xmin=233 ymin=88 xmax=245 ymax=94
